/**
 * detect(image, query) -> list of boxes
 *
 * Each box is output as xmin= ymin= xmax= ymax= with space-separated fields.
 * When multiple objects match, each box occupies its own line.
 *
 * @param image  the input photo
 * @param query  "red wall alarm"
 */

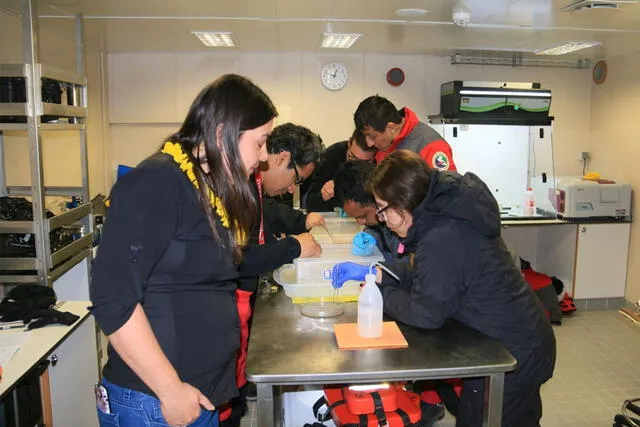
xmin=386 ymin=67 xmax=405 ymax=87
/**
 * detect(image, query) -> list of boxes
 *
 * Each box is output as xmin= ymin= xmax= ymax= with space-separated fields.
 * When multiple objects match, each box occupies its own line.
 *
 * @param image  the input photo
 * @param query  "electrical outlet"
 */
xmin=579 ymin=151 xmax=590 ymax=162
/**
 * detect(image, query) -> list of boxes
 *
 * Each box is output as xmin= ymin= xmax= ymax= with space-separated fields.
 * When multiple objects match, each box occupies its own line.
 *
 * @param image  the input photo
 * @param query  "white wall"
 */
xmin=107 ymin=51 xmax=592 ymax=191
xmin=589 ymin=53 xmax=640 ymax=305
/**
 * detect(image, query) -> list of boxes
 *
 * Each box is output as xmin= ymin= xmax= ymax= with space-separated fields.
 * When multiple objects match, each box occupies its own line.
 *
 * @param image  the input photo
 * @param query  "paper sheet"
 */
xmin=0 ymin=331 xmax=30 ymax=366
xmin=0 ymin=344 xmax=21 ymax=366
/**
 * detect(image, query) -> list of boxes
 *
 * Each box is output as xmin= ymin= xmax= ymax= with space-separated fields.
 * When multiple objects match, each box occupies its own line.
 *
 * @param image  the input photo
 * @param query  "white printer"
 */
xmin=551 ymin=178 xmax=632 ymax=219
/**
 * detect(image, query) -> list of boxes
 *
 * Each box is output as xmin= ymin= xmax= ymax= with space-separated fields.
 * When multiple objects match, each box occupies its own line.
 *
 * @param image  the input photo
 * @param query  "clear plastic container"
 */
xmin=316 ymin=211 xmax=339 ymax=218
xmin=273 ymin=264 xmax=362 ymax=299
xmin=300 ymin=299 xmax=344 ymax=318
xmin=310 ymin=218 xmax=363 ymax=244
xmin=294 ymin=244 xmax=383 ymax=282
xmin=523 ymin=187 xmax=535 ymax=216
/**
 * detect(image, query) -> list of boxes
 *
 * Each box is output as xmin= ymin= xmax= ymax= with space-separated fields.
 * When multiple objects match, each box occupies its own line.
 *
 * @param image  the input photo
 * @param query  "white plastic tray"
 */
xmin=293 ymin=244 xmax=383 ymax=282
xmin=310 ymin=218 xmax=363 ymax=244
xmin=273 ymin=264 xmax=362 ymax=298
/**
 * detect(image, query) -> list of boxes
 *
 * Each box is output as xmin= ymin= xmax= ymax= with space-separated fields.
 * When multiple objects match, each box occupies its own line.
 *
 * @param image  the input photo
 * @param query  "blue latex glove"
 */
xmin=352 ymin=232 xmax=377 ymax=257
xmin=331 ymin=262 xmax=370 ymax=289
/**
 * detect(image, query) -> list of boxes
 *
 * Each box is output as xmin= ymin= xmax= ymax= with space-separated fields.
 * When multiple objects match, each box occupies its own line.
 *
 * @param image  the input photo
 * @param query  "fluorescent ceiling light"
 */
xmin=395 ymin=8 xmax=429 ymax=18
xmin=321 ymin=33 xmax=362 ymax=49
xmin=192 ymin=31 xmax=236 ymax=47
xmin=535 ymin=41 xmax=600 ymax=55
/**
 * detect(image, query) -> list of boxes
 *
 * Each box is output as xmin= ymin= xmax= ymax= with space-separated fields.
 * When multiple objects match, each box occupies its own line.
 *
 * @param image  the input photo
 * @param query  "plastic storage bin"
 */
xmin=282 ymin=390 xmax=336 ymax=427
xmin=274 ymin=265 xmax=361 ymax=298
xmin=316 ymin=211 xmax=339 ymax=218
xmin=273 ymin=244 xmax=383 ymax=299
xmin=295 ymin=244 xmax=382 ymax=282
xmin=310 ymin=218 xmax=363 ymax=244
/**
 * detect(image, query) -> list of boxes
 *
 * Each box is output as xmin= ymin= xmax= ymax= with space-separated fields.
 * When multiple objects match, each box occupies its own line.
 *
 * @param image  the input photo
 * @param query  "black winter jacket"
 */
xmin=237 ymin=175 xmax=306 ymax=289
xmin=380 ymin=171 xmax=556 ymax=385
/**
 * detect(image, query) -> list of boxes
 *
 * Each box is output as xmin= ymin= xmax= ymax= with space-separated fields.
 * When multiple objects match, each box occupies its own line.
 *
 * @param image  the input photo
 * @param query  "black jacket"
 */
xmin=305 ymin=141 xmax=348 ymax=212
xmin=363 ymin=224 xmax=407 ymax=264
xmin=90 ymin=154 xmax=241 ymax=405
xmin=237 ymin=175 xmax=307 ymax=289
xmin=380 ymin=171 xmax=556 ymax=385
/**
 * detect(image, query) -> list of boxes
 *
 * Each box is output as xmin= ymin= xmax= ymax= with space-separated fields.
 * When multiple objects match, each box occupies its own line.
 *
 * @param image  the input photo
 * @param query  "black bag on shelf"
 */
xmin=0 ymin=197 xmax=77 ymax=258
xmin=0 ymin=196 xmax=48 ymax=221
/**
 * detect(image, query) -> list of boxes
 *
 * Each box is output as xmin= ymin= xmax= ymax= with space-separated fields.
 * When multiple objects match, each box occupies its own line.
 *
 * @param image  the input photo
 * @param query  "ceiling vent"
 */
xmin=561 ymin=0 xmax=637 ymax=12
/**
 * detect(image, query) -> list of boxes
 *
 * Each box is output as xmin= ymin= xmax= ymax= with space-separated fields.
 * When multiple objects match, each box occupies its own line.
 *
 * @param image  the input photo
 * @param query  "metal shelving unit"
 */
xmin=0 ymin=0 xmax=93 ymax=286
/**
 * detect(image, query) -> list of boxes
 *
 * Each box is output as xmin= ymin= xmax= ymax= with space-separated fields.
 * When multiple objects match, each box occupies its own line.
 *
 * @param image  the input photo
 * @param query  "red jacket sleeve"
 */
xmin=419 ymin=139 xmax=457 ymax=172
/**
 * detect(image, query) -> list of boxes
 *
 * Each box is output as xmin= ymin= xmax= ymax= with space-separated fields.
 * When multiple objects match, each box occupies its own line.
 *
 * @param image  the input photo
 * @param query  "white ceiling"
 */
xmin=3 ymin=0 xmax=640 ymax=61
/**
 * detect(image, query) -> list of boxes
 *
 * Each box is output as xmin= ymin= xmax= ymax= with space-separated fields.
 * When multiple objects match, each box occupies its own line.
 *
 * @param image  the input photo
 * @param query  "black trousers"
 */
xmin=219 ymin=383 xmax=248 ymax=427
xmin=456 ymin=378 xmax=543 ymax=427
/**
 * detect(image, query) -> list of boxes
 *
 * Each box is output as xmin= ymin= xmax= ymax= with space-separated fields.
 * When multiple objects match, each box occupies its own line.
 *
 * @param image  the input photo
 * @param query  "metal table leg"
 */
xmin=256 ymin=383 xmax=275 ymax=427
xmin=483 ymin=372 xmax=505 ymax=427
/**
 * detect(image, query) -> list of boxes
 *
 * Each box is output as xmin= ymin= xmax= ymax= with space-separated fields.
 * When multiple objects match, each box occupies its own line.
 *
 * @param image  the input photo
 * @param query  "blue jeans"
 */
xmin=96 ymin=378 xmax=218 ymax=427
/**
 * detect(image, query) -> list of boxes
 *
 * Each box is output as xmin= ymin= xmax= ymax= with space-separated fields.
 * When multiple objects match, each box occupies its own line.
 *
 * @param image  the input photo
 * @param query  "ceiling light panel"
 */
xmin=321 ymin=33 xmax=362 ymax=49
xmin=192 ymin=31 xmax=236 ymax=47
xmin=535 ymin=41 xmax=601 ymax=55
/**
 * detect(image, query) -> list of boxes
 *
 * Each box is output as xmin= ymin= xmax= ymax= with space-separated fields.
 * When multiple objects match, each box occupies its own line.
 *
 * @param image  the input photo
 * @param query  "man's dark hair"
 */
xmin=334 ymin=160 xmax=376 ymax=206
xmin=354 ymin=95 xmax=403 ymax=133
xmin=350 ymin=129 xmax=376 ymax=152
xmin=267 ymin=122 xmax=324 ymax=168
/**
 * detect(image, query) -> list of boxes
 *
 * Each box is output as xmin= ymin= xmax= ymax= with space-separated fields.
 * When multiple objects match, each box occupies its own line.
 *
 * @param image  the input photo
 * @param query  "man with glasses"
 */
xmin=305 ymin=130 xmax=376 ymax=212
xmin=333 ymin=160 xmax=407 ymax=264
xmin=256 ymin=122 xmax=326 ymax=244
xmin=221 ymin=123 xmax=325 ymax=427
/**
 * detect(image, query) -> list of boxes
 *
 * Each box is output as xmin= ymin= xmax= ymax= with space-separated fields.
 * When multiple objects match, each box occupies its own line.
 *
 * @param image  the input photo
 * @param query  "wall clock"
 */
xmin=321 ymin=62 xmax=348 ymax=91
xmin=386 ymin=67 xmax=405 ymax=87
xmin=592 ymin=60 xmax=607 ymax=85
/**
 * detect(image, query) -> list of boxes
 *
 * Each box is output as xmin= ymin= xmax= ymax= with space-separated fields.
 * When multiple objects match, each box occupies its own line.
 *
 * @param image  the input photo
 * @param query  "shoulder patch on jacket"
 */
xmin=432 ymin=151 xmax=450 ymax=170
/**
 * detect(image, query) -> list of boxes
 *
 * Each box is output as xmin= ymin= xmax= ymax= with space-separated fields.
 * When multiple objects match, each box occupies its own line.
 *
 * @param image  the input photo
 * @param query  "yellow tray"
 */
xmin=292 ymin=295 xmax=358 ymax=304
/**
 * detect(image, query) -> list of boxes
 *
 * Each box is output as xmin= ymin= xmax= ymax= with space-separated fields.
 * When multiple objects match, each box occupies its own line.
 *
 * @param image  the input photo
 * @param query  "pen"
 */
xmin=0 ymin=324 xmax=25 ymax=331
xmin=321 ymin=224 xmax=336 ymax=244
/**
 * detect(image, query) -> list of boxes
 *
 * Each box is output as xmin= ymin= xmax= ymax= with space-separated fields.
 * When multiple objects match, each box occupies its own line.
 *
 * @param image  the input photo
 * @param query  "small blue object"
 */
xmin=335 ymin=208 xmax=348 ymax=218
xmin=65 ymin=195 xmax=83 ymax=210
xmin=352 ymin=231 xmax=377 ymax=257
xmin=117 ymin=164 xmax=134 ymax=179
xmin=331 ymin=262 xmax=370 ymax=289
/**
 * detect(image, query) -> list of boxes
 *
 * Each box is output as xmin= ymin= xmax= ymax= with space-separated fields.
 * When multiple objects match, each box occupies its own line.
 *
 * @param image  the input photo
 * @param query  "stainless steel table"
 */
xmin=246 ymin=288 xmax=516 ymax=426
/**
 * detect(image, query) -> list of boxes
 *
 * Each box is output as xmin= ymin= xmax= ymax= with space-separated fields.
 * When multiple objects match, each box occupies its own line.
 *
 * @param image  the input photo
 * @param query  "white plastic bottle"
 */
xmin=523 ymin=187 xmax=535 ymax=216
xmin=358 ymin=273 xmax=383 ymax=338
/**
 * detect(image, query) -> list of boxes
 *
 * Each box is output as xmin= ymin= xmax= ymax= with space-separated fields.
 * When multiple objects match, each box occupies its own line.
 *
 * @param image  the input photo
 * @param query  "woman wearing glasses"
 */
xmin=331 ymin=150 xmax=556 ymax=427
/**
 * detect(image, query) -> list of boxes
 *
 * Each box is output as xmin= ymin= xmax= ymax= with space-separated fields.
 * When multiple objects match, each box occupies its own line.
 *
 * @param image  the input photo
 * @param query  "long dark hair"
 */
xmin=368 ymin=150 xmax=431 ymax=214
xmin=168 ymin=74 xmax=278 ymax=262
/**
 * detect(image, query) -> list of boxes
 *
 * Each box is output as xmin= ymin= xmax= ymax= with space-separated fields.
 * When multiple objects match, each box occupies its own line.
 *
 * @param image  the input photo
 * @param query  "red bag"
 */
xmin=311 ymin=386 xmax=422 ymax=427
xmin=342 ymin=383 xmax=403 ymax=414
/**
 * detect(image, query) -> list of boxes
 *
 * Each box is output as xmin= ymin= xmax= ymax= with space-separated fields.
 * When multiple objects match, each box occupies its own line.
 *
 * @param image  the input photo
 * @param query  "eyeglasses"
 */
xmin=375 ymin=205 xmax=391 ymax=221
xmin=289 ymin=156 xmax=305 ymax=186
xmin=346 ymin=149 xmax=357 ymax=161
